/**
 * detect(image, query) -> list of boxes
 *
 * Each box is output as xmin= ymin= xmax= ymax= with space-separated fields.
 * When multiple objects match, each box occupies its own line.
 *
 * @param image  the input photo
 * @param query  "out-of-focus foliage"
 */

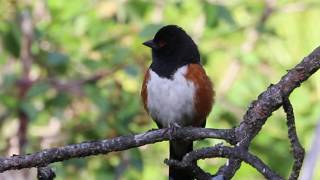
xmin=0 ymin=0 xmax=320 ymax=179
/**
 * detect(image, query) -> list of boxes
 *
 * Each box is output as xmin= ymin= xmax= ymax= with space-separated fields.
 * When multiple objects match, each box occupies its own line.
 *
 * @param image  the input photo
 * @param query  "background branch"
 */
xmin=17 ymin=7 xmax=34 ymax=155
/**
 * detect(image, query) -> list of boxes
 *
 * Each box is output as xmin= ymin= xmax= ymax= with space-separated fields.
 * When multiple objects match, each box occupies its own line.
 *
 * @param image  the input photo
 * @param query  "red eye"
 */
xmin=158 ymin=40 xmax=166 ymax=48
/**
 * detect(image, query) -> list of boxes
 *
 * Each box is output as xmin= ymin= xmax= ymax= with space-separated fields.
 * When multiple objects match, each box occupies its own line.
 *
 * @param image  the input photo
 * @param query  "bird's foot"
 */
xmin=167 ymin=123 xmax=181 ymax=141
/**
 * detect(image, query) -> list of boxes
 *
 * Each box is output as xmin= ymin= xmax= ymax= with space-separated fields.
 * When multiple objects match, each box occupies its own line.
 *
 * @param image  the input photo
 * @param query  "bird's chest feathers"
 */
xmin=146 ymin=66 xmax=196 ymax=127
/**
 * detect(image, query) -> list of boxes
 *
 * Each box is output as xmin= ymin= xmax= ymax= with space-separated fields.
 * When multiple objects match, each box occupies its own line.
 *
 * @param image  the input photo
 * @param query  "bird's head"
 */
xmin=143 ymin=25 xmax=200 ymax=62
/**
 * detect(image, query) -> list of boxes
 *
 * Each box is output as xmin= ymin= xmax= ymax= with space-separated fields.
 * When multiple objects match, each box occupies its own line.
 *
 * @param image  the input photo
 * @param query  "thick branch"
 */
xmin=0 ymin=128 xmax=234 ymax=172
xmin=217 ymin=46 xmax=320 ymax=178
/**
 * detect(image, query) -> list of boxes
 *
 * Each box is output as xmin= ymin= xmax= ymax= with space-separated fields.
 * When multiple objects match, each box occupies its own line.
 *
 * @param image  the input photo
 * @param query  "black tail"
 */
xmin=169 ymin=140 xmax=194 ymax=180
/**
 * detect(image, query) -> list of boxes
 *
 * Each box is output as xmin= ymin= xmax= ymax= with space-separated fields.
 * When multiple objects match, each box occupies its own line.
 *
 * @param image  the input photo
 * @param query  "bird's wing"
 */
xmin=185 ymin=63 xmax=215 ymax=127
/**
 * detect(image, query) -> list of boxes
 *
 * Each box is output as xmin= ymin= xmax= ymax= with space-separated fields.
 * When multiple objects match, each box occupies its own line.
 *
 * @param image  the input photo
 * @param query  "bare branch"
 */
xmin=166 ymin=144 xmax=283 ymax=180
xmin=0 ymin=128 xmax=234 ymax=172
xmin=216 ymin=47 xmax=320 ymax=178
xmin=283 ymin=98 xmax=305 ymax=180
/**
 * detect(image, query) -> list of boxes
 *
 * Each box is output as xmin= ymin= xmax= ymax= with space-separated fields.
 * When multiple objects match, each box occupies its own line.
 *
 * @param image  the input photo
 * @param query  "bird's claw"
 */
xmin=167 ymin=123 xmax=181 ymax=141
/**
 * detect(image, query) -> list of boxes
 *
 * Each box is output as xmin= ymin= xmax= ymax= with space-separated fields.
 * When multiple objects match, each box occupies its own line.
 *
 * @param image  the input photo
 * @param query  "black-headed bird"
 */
xmin=141 ymin=25 xmax=214 ymax=180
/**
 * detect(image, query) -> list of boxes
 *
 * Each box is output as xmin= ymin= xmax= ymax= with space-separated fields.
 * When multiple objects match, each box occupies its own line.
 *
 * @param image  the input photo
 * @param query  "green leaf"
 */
xmin=38 ymin=51 xmax=70 ymax=74
xmin=127 ymin=0 xmax=152 ymax=18
xmin=26 ymin=82 xmax=50 ymax=99
xmin=129 ymin=149 xmax=143 ymax=172
xmin=20 ymin=101 xmax=37 ymax=121
xmin=47 ymin=52 xmax=69 ymax=66
xmin=139 ymin=24 xmax=163 ymax=38
xmin=204 ymin=4 xmax=236 ymax=28
xmin=45 ymin=92 xmax=71 ymax=108
xmin=2 ymin=22 xmax=21 ymax=58
xmin=85 ymin=85 xmax=109 ymax=112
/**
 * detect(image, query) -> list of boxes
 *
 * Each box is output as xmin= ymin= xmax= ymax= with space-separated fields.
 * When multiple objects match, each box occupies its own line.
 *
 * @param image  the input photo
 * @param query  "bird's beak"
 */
xmin=143 ymin=39 xmax=158 ymax=49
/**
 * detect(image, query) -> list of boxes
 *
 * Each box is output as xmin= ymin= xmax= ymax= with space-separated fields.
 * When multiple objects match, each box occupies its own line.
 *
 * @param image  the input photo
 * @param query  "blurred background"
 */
xmin=0 ymin=0 xmax=320 ymax=179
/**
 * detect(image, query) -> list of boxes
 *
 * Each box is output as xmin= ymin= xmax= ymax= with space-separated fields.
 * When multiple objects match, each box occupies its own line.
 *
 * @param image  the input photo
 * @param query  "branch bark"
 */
xmin=216 ymin=46 xmax=320 ymax=179
xmin=283 ymin=98 xmax=305 ymax=180
xmin=0 ymin=128 xmax=234 ymax=172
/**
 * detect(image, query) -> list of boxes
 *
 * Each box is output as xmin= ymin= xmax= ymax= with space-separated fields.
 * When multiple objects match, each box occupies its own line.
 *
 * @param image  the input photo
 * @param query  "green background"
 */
xmin=0 ymin=0 xmax=320 ymax=179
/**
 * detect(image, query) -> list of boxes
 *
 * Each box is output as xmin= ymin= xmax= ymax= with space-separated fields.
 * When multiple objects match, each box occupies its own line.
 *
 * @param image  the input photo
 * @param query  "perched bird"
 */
xmin=141 ymin=25 xmax=214 ymax=180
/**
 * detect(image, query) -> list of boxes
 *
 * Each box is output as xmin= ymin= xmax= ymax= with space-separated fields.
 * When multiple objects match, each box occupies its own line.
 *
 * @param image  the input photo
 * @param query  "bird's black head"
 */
xmin=143 ymin=25 xmax=200 ymax=78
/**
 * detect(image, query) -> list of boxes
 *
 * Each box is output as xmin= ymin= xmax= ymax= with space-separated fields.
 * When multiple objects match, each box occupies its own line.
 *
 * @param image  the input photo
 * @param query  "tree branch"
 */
xmin=216 ymin=46 xmax=320 ymax=178
xmin=283 ymin=98 xmax=305 ymax=180
xmin=0 ymin=128 xmax=234 ymax=172
xmin=166 ymin=144 xmax=283 ymax=180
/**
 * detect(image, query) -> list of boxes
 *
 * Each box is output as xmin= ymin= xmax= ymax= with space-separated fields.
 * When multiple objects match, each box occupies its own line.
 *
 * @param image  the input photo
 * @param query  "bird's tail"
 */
xmin=169 ymin=140 xmax=194 ymax=180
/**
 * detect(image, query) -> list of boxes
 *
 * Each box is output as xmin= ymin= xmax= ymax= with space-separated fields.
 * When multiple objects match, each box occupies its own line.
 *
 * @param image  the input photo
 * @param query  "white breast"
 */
xmin=146 ymin=65 xmax=196 ymax=128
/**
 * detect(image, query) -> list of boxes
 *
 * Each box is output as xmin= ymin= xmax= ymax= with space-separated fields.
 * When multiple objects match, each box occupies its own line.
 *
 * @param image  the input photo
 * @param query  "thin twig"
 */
xmin=283 ymin=98 xmax=305 ymax=180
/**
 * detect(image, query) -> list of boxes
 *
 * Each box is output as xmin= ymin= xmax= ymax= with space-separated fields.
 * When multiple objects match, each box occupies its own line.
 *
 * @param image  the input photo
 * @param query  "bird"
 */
xmin=141 ymin=25 xmax=214 ymax=180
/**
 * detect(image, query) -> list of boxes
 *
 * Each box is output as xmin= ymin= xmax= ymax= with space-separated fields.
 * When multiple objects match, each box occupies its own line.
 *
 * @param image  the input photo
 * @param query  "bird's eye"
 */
xmin=158 ymin=40 xmax=166 ymax=48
